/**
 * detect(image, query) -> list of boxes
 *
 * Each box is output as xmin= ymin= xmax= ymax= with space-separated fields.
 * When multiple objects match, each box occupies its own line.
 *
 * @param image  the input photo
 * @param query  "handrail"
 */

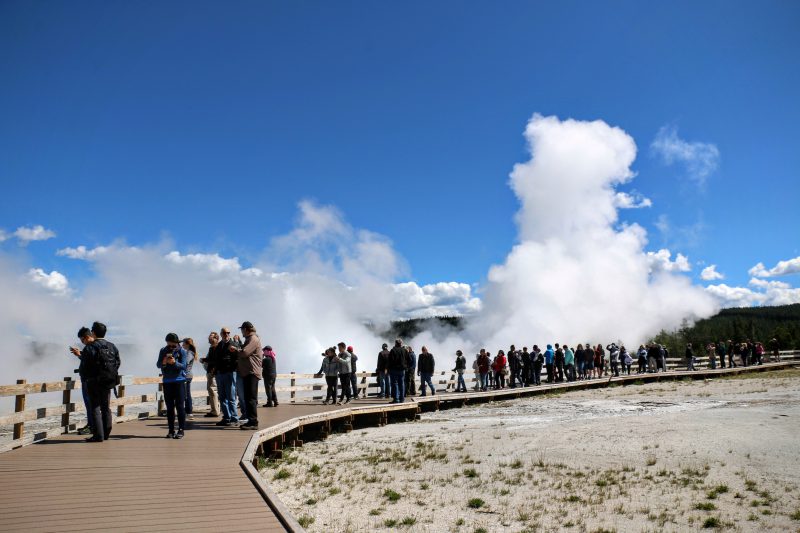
xmin=1 ymin=350 xmax=797 ymax=452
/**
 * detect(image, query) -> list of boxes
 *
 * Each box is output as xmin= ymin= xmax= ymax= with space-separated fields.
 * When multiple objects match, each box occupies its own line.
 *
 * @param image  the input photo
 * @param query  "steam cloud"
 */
xmin=0 ymin=114 xmax=722 ymax=383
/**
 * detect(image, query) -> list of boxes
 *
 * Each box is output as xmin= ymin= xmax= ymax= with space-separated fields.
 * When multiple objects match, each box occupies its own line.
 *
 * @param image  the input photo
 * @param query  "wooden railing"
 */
xmin=1 ymin=350 xmax=797 ymax=453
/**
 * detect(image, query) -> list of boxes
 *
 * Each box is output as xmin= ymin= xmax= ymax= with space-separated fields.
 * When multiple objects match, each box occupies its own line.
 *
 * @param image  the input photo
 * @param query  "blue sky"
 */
xmin=1 ymin=0 xmax=799 ymax=305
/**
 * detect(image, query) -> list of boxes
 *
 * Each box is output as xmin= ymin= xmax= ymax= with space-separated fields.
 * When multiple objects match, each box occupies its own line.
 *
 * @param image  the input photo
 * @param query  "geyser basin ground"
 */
xmin=262 ymin=370 xmax=800 ymax=532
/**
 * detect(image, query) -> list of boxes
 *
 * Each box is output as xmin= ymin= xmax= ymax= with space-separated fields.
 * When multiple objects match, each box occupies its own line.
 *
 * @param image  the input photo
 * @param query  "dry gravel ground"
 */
xmin=263 ymin=369 xmax=800 ymax=532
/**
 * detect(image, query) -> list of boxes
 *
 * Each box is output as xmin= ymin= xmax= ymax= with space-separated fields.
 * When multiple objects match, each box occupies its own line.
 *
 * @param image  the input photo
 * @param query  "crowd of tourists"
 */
xmin=69 ymin=320 xmax=783 ymax=442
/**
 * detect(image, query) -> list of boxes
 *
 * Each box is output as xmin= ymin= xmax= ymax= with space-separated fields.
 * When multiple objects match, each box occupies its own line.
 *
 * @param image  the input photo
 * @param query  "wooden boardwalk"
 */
xmin=0 ymin=362 xmax=795 ymax=532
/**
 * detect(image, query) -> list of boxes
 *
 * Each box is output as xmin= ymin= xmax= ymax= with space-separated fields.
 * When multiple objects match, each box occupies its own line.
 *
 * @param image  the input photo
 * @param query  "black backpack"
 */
xmin=94 ymin=340 xmax=120 ymax=389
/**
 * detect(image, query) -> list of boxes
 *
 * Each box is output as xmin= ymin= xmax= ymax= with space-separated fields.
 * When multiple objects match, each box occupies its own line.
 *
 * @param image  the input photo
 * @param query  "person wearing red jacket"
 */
xmin=492 ymin=350 xmax=508 ymax=389
xmin=477 ymin=349 xmax=491 ymax=391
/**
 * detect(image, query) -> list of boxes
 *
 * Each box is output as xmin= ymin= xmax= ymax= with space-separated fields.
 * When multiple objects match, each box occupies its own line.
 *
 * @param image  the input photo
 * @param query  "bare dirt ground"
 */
xmin=263 ymin=369 xmax=800 ymax=532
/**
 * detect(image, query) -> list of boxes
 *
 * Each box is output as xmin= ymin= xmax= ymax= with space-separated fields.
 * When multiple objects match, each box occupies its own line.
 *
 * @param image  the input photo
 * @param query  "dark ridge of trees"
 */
xmin=379 ymin=304 xmax=800 ymax=354
xmin=652 ymin=303 xmax=800 ymax=357
xmin=381 ymin=316 xmax=464 ymax=340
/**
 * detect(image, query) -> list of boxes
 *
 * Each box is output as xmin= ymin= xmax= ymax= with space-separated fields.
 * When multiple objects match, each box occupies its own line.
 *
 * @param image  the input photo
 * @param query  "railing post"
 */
xmin=61 ymin=377 xmax=72 ymax=433
xmin=158 ymin=382 xmax=165 ymax=415
xmin=117 ymin=384 xmax=126 ymax=418
xmin=13 ymin=379 xmax=26 ymax=441
xmin=290 ymin=372 xmax=296 ymax=403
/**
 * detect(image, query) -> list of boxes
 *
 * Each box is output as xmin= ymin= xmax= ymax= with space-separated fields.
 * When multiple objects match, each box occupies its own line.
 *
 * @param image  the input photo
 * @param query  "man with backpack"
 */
xmin=71 ymin=325 xmax=120 ymax=442
xmin=388 ymin=339 xmax=408 ymax=403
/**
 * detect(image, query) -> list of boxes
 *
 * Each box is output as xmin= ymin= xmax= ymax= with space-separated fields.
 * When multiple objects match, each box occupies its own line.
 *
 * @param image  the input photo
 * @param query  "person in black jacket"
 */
xmin=686 ymin=343 xmax=696 ymax=371
xmin=404 ymin=346 xmax=417 ymax=397
xmin=262 ymin=345 xmax=278 ymax=407
xmin=417 ymin=346 xmax=436 ymax=396
xmin=376 ymin=344 xmax=390 ymax=398
xmin=452 ymin=350 xmax=467 ymax=392
xmin=387 ymin=339 xmax=408 ymax=403
xmin=70 ymin=326 xmax=120 ymax=442
xmin=214 ymin=327 xmax=240 ymax=426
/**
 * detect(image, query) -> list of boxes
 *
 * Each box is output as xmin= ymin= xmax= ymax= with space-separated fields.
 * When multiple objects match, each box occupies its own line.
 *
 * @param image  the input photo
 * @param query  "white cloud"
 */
xmin=651 ymin=125 xmax=720 ymax=186
xmin=748 ymin=256 xmax=800 ymax=278
xmin=27 ymin=268 xmax=71 ymax=296
xmin=56 ymin=245 xmax=112 ymax=260
xmin=392 ymin=282 xmax=482 ymax=318
xmin=164 ymin=251 xmax=263 ymax=276
xmin=646 ymin=249 xmax=691 ymax=273
xmin=613 ymin=191 xmax=652 ymax=209
xmin=12 ymin=225 xmax=56 ymax=245
xmin=700 ymin=265 xmax=724 ymax=281
xmin=0 ymin=229 xmax=8 ymax=242
xmin=705 ymin=277 xmax=800 ymax=308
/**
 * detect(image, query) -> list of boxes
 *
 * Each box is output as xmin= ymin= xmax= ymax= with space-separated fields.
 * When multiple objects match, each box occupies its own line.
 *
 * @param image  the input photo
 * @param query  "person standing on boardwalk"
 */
xmin=508 ymin=345 xmax=521 ymax=388
xmin=388 ymin=339 xmax=408 ymax=403
xmin=181 ymin=338 xmax=198 ymax=419
xmin=376 ymin=344 xmax=390 ymax=399
xmin=230 ymin=321 xmax=262 ymax=429
xmin=214 ymin=327 xmax=240 ymax=426
xmin=521 ymin=346 xmax=532 ymax=386
xmin=606 ymin=343 xmax=619 ymax=377
xmin=477 ymin=349 xmax=491 ymax=391
xmin=564 ymin=344 xmax=575 ymax=381
xmin=531 ymin=345 xmax=543 ymax=385
xmin=621 ymin=346 xmax=633 ymax=375
xmin=769 ymin=337 xmax=780 ymax=362
xmin=405 ymin=346 xmax=417 ymax=397
xmin=200 ymin=332 xmax=221 ymax=418
xmin=72 ymin=326 xmax=120 ymax=442
xmin=554 ymin=343 xmax=565 ymax=382
xmin=716 ymin=340 xmax=726 ymax=369
xmin=157 ymin=333 xmax=189 ymax=439
xmin=336 ymin=342 xmax=353 ymax=404
xmin=453 ymin=349 xmax=467 ymax=392
xmin=685 ymin=343 xmax=696 ymax=371
xmin=262 ymin=345 xmax=278 ymax=407
xmin=706 ymin=342 xmax=717 ymax=369
xmin=544 ymin=344 xmax=555 ymax=383
xmin=348 ymin=346 xmax=361 ymax=399
xmin=318 ymin=349 xmax=339 ymax=404
xmin=417 ymin=346 xmax=436 ymax=396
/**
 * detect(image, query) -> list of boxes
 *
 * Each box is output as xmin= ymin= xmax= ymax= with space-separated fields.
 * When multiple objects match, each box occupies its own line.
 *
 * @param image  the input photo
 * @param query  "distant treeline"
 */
xmin=382 ymin=304 xmax=800 ymax=354
xmin=653 ymin=303 xmax=800 ymax=357
xmin=381 ymin=316 xmax=463 ymax=340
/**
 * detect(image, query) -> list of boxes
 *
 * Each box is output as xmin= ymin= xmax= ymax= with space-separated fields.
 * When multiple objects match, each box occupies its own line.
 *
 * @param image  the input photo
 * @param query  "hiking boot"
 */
xmin=240 ymin=423 xmax=258 ymax=430
xmin=174 ymin=430 xmax=184 ymax=439
xmin=344 ymin=398 xmax=351 ymax=404
xmin=215 ymin=420 xmax=231 ymax=427
xmin=165 ymin=432 xmax=175 ymax=439
xmin=77 ymin=425 xmax=93 ymax=435
xmin=84 ymin=436 xmax=103 ymax=443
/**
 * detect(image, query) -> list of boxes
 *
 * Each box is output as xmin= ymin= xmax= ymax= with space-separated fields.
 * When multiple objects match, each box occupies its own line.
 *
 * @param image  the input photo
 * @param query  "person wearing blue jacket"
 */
xmin=157 ymin=332 xmax=189 ymax=439
xmin=544 ymin=344 xmax=555 ymax=383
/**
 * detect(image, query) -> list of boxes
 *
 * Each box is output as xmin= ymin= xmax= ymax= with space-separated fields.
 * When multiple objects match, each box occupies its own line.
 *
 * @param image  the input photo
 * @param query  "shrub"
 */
xmin=464 ymin=468 xmax=479 ymax=478
xmin=308 ymin=464 xmax=321 ymax=475
xmin=273 ymin=468 xmax=291 ymax=481
xmin=695 ymin=502 xmax=716 ymax=511
xmin=298 ymin=515 xmax=315 ymax=528
xmin=468 ymin=498 xmax=485 ymax=509
xmin=702 ymin=516 xmax=721 ymax=528
xmin=384 ymin=489 xmax=401 ymax=502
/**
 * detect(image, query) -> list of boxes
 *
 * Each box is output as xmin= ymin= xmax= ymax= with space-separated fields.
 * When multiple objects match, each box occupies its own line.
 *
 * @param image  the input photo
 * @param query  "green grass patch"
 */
xmin=308 ymin=464 xmax=321 ymax=475
xmin=298 ymin=515 xmax=315 ymax=528
xmin=272 ymin=468 xmax=291 ymax=481
xmin=400 ymin=516 xmax=417 ymax=526
xmin=702 ymin=516 xmax=721 ymax=528
xmin=384 ymin=489 xmax=401 ymax=502
xmin=695 ymin=502 xmax=717 ymax=511
xmin=464 ymin=468 xmax=479 ymax=478
xmin=468 ymin=497 xmax=485 ymax=509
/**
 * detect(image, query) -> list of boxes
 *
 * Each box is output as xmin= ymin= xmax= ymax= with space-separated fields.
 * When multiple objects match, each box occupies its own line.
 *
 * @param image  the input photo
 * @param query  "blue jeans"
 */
xmin=350 ymin=372 xmax=359 ymax=398
xmin=456 ymin=372 xmax=466 ymax=391
xmin=184 ymin=378 xmax=193 ymax=414
xmin=389 ymin=370 xmax=405 ymax=402
xmin=216 ymin=372 xmax=239 ymax=422
xmin=235 ymin=372 xmax=247 ymax=419
xmin=420 ymin=373 xmax=435 ymax=395
xmin=81 ymin=380 xmax=94 ymax=429
xmin=480 ymin=372 xmax=489 ymax=390
xmin=378 ymin=373 xmax=390 ymax=398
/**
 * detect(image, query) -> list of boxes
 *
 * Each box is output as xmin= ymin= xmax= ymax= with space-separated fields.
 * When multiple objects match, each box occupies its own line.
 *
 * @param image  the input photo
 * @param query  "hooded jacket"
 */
xmin=262 ymin=348 xmax=277 ymax=376
xmin=157 ymin=346 xmax=189 ymax=383
xmin=544 ymin=345 xmax=555 ymax=365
